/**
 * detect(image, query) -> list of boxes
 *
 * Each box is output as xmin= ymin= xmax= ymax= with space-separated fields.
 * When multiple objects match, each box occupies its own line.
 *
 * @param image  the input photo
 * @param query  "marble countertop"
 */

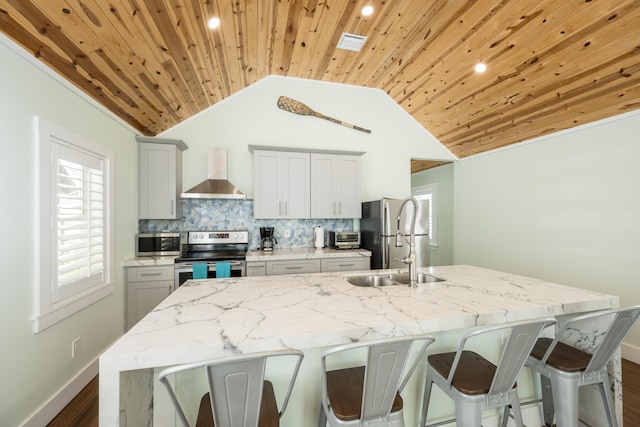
xmin=102 ymin=264 xmax=617 ymax=370
xmin=100 ymin=264 xmax=620 ymax=426
xmin=122 ymin=247 xmax=371 ymax=266
xmin=245 ymin=247 xmax=371 ymax=261
xmin=122 ymin=256 xmax=178 ymax=267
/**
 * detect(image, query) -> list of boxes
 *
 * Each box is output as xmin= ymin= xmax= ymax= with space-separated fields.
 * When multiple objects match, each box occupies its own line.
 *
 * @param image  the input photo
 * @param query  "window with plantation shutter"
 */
xmin=55 ymin=145 xmax=106 ymax=299
xmin=412 ymin=184 xmax=438 ymax=246
xmin=34 ymin=117 xmax=114 ymax=332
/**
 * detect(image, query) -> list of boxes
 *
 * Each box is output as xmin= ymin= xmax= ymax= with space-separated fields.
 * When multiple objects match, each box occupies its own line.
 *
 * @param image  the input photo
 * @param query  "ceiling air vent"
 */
xmin=337 ymin=32 xmax=367 ymax=52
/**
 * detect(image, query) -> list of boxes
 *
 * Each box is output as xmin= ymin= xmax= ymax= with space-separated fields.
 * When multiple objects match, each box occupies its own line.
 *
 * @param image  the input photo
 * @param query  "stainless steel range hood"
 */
xmin=181 ymin=148 xmax=246 ymax=199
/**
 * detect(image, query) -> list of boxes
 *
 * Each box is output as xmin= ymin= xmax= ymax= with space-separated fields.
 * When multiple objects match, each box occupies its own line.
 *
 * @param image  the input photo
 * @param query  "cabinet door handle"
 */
xmin=286 ymin=266 xmax=303 ymax=270
xmin=338 ymin=201 xmax=342 ymax=215
xmin=279 ymin=201 xmax=282 ymax=216
xmin=338 ymin=263 xmax=354 ymax=267
xmin=140 ymin=272 xmax=163 ymax=277
xmin=284 ymin=201 xmax=288 ymax=216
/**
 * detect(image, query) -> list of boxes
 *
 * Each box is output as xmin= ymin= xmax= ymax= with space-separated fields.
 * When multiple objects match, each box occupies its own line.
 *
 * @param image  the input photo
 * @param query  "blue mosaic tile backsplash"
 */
xmin=139 ymin=199 xmax=356 ymax=250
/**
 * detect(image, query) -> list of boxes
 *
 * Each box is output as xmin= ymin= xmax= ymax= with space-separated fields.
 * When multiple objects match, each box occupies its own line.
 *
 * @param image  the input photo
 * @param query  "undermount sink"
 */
xmin=343 ymin=272 xmax=445 ymax=287
xmin=387 ymin=273 xmax=446 ymax=285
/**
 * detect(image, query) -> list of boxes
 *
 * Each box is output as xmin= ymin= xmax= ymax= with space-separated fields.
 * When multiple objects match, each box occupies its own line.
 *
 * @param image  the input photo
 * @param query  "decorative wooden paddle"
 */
xmin=277 ymin=96 xmax=371 ymax=134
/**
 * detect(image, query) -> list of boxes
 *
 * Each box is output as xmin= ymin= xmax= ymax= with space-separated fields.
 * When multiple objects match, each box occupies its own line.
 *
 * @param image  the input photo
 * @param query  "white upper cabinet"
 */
xmin=253 ymin=150 xmax=311 ymax=219
xmin=137 ymin=137 xmax=188 ymax=219
xmin=251 ymin=145 xmax=364 ymax=220
xmin=310 ymin=153 xmax=361 ymax=218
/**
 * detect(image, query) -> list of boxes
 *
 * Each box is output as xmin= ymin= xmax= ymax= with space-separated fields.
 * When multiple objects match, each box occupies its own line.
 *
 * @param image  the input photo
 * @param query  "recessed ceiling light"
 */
xmin=207 ymin=17 xmax=221 ymax=29
xmin=474 ymin=62 xmax=487 ymax=73
xmin=361 ymin=5 xmax=374 ymax=16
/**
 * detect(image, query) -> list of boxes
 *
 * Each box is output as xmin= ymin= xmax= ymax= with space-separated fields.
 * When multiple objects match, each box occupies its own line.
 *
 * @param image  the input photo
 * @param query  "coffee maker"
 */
xmin=260 ymin=227 xmax=277 ymax=251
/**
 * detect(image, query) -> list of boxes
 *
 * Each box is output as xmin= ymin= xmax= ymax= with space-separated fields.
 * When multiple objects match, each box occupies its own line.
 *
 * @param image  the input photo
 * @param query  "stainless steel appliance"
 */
xmin=361 ymin=198 xmax=430 ymax=269
xmin=180 ymin=148 xmax=246 ymax=199
xmin=259 ymin=227 xmax=277 ymax=251
xmin=136 ymin=232 xmax=181 ymax=256
xmin=328 ymin=231 xmax=361 ymax=249
xmin=174 ymin=230 xmax=248 ymax=288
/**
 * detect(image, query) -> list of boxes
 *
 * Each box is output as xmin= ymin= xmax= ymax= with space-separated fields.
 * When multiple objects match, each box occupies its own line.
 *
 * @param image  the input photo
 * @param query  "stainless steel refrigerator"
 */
xmin=361 ymin=198 xmax=430 ymax=269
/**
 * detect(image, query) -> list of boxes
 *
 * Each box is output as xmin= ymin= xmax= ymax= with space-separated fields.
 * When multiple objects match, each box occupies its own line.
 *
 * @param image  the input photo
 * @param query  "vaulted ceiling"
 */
xmin=1 ymin=0 xmax=639 ymax=172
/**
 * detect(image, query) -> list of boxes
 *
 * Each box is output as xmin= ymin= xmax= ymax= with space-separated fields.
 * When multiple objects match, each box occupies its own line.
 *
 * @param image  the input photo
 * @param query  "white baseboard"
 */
xmin=21 ymin=358 xmax=99 ymax=427
xmin=622 ymin=342 xmax=640 ymax=364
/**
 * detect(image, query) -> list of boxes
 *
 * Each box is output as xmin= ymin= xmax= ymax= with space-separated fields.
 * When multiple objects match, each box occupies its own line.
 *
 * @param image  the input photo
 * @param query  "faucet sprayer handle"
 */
xmin=394 ymin=229 xmax=404 ymax=247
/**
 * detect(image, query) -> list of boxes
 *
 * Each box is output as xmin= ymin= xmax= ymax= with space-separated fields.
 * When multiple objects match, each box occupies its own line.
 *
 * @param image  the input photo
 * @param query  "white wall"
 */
xmin=452 ymin=111 xmax=640 ymax=351
xmin=160 ymin=75 xmax=456 ymax=202
xmin=0 ymin=37 xmax=138 ymax=425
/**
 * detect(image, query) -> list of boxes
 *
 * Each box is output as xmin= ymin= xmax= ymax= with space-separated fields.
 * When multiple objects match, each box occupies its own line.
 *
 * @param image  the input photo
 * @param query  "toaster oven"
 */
xmin=328 ymin=231 xmax=361 ymax=249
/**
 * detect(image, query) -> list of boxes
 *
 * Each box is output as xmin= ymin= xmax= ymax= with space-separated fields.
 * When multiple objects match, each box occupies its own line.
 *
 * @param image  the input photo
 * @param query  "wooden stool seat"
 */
xmin=530 ymin=337 xmax=592 ymax=372
xmin=428 ymin=350 xmax=517 ymax=396
xmin=318 ymin=334 xmax=435 ymax=427
xmin=159 ymin=349 xmax=303 ymax=427
xmin=196 ymin=381 xmax=279 ymax=427
xmin=325 ymin=366 xmax=403 ymax=421
xmin=525 ymin=307 xmax=640 ymax=427
xmin=421 ymin=318 xmax=556 ymax=427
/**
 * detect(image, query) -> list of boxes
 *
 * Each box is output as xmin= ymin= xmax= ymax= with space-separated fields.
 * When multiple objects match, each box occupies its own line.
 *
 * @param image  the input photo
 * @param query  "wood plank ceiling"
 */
xmin=1 ymin=0 xmax=639 ymax=172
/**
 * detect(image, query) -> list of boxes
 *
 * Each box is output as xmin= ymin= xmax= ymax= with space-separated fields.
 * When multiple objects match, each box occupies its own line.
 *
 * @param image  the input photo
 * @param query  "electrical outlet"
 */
xmin=284 ymin=229 xmax=291 ymax=238
xmin=72 ymin=337 xmax=81 ymax=358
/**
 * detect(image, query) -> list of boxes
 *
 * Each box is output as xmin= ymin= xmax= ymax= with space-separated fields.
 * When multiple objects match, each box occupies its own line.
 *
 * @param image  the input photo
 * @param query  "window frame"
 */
xmin=412 ymin=183 xmax=438 ymax=246
xmin=34 ymin=117 xmax=115 ymax=332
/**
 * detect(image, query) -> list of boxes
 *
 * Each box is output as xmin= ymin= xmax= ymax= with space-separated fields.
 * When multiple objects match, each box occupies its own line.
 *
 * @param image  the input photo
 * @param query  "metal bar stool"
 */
xmin=158 ymin=349 xmax=304 ymax=427
xmin=525 ymin=305 xmax=640 ymax=427
xmin=420 ymin=318 xmax=556 ymax=427
xmin=318 ymin=334 xmax=436 ymax=427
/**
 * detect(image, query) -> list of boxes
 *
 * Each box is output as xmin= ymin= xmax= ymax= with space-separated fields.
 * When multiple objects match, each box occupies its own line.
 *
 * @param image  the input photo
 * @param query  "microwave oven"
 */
xmin=136 ymin=232 xmax=181 ymax=256
xmin=328 ymin=231 xmax=361 ymax=249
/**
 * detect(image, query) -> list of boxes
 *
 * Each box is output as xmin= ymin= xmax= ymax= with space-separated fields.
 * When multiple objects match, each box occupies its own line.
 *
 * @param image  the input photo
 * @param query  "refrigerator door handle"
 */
xmin=382 ymin=236 xmax=389 ymax=269
xmin=383 ymin=201 xmax=391 ymax=269
xmin=383 ymin=200 xmax=391 ymax=236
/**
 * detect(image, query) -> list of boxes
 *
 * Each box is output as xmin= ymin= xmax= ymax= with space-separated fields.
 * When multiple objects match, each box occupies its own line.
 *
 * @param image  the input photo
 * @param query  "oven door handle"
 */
xmin=175 ymin=261 xmax=245 ymax=271
xmin=209 ymin=261 xmax=244 ymax=271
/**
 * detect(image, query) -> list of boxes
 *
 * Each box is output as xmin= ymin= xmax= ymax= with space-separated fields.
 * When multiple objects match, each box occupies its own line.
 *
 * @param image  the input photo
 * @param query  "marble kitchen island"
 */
xmin=99 ymin=265 xmax=621 ymax=426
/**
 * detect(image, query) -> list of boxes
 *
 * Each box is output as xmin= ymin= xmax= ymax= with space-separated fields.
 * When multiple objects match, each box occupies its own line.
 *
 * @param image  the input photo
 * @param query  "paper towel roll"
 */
xmin=314 ymin=227 xmax=324 ymax=249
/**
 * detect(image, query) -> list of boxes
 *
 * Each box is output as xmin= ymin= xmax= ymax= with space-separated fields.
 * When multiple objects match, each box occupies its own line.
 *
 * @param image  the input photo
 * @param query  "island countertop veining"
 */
xmin=99 ymin=265 xmax=619 ymax=426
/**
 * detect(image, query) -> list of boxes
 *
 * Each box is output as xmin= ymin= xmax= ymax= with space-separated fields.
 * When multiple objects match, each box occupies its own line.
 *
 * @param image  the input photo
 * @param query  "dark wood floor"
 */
xmin=48 ymin=359 xmax=640 ymax=427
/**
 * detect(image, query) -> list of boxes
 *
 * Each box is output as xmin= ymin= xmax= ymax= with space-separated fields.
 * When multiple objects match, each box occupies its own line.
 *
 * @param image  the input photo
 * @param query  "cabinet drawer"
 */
xmin=266 ymin=259 xmax=321 ymax=276
xmin=321 ymin=257 xmax=370 ymax=272
xmin=127 ymin=266 xmax=174 ymax=282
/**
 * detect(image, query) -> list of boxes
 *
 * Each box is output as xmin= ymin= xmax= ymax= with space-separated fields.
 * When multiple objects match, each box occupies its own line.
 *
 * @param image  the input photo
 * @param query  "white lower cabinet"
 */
xmin=320 ymin=257 xmax=370 ymax=272
xmin=126 ymin=266 xmax=174 ymax=330
xmin=248 ymin=256 xmax=371 ymax=277
xmin=266 ymin=259 xmax=321 ymax=275
xmin=246 ymin=261 xmax=266 ymax=277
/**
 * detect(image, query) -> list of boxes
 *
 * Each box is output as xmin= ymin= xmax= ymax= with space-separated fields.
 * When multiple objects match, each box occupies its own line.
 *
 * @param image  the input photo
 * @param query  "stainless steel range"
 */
xmin=174 ymin=230 xmax=248 ymax=288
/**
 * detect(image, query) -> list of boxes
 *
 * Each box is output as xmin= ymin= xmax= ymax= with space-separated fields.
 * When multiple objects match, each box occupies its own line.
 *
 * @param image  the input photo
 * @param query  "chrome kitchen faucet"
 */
xmin=395 ymin=197 xmax=419 ymax=287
